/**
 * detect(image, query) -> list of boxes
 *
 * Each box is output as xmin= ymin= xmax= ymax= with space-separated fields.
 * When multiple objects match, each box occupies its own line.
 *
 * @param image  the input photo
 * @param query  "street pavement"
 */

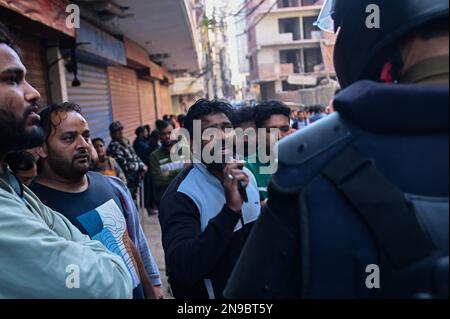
xmin=140 ymin=210 xmax=174 ymax=299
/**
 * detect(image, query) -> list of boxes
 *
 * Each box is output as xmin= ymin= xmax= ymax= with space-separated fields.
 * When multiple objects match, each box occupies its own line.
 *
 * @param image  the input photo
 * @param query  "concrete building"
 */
xmin=171 ymin=0 xmax=207 ymax=115
xmin=234 ymin=0 xmax=257 ymax=102
xmin=246 ymin=0 xmax=338 ymax=108
xmin=112 ymin=0 xmax=202 ymax=120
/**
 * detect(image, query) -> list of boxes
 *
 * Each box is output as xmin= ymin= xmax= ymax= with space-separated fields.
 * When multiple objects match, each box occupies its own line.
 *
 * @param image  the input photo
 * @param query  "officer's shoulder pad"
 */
xmin=278 ymin=113 xmax=353 ymax=166
xmin=272 ymin=113 xmax=355 ymax=192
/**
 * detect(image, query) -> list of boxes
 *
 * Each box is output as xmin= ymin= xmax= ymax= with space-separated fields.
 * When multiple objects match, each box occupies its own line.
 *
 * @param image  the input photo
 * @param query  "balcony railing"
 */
xmin=280 ymin=63 xmax=295 ymax=77
xmin=274 ymin=84 xmax=336 ymax=107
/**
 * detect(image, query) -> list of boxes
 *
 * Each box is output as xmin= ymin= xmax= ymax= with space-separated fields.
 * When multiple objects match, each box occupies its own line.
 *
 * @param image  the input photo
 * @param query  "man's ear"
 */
xmin=36 ymin=144 xmax=48 ymax=159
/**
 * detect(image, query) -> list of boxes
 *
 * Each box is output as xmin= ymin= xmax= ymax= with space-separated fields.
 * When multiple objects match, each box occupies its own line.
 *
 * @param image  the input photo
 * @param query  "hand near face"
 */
xmin=222 ymin=161 xmax=249 ymax=214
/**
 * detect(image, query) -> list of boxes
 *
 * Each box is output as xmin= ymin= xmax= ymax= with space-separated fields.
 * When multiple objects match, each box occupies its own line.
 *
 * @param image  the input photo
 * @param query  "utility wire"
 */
xmin=237 ymin=0 xmax=278 ymax=36
xmin=235 ymin=0 xmax=268 ymax=23
xmin=232 ymin=0 xmax=252 ymax=16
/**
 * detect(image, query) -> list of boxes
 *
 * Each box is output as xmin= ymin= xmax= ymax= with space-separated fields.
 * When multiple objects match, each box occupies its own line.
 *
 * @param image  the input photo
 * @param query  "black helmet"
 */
xmin=316 ymin=0 xmax=449 ymax=88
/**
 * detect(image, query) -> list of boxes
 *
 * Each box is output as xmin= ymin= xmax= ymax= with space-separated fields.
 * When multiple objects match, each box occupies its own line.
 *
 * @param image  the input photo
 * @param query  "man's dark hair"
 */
xmin=184 ymin=99 xmax=233 ymax=137
xmin=155 ymin=119 xmax=171 ymax=132
xmin=135 ymin=126 xmax=146 ymax=136
xmin=310 ymin=105 xmax=325 ymax=114
xmin=4 ymin=150 xmax=36 ymax=173
xmin=0 ymin=23 xmax=21 ymax=58
xmin=39 ymin=102 xmax=83 ymax=141
xmin=150 ymin=129 xmax=160 ymax=141
xmin=254 ymin=101 xmax=291 ymax=128
xmin=92 ymin=137 xmax=105 ymax=145
xmin=177 ymin=114 xmax=186 ymax=127
xmin=232 ymin=107 xmax=256 ymax=127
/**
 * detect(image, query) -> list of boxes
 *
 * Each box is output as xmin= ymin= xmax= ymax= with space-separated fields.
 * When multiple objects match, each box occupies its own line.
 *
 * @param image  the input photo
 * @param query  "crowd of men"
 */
xmin=1 ymin=0 xmax=448 ymax=300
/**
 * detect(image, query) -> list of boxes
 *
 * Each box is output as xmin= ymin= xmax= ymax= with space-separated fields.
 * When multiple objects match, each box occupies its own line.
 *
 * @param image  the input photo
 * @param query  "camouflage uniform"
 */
xmin=107 ymin=138 xmax=146 ymax=198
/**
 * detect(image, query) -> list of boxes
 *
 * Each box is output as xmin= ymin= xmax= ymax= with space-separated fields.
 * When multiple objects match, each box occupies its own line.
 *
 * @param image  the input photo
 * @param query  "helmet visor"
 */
xmin=314 ymin=0 xmax=336 ymax=33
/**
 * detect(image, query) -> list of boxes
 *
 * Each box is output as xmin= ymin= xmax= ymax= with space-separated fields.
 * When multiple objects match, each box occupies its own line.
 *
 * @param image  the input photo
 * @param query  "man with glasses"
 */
xmin=245 ymin=101 xmax=291 ymax=203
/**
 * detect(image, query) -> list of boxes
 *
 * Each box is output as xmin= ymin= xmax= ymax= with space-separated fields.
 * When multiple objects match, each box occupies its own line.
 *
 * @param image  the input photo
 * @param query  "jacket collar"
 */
xmin=335 ymin=80 xmax=449 ymax=133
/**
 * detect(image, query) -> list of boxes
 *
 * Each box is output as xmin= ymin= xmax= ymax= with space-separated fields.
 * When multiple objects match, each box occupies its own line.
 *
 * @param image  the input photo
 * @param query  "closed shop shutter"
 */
xmin=159 ymin=84 xmax=172 ymax=117
xmin=137 ymin=79 xmax=157 ymax=129
xmin=66 ymin=63 xmax=113 ymax=144
xmin=13 ymin=31 xmax=49 ymax=107
xmin=108 ymin=66 xmax=141 ymax=141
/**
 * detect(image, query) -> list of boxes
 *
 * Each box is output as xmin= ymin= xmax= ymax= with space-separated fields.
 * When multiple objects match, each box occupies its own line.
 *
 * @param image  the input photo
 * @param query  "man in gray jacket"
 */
xmin=0 ymin=23 xmax=132 ymax=298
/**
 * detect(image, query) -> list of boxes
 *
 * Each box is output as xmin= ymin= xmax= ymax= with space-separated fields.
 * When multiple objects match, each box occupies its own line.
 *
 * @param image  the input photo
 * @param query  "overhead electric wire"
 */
xmin=232 ymin=0 xmax=252 ymax=17
xmin=237 ymin=0 xmax=278 ymax=36
xmin=235 ymin=0 xmax=268 ymax=23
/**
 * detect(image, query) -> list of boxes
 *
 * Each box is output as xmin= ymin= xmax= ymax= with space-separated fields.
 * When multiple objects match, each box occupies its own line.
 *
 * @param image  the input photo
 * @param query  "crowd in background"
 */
xmin=2 ymin=92 xmax=335 ymax=300
xmin=4 ymin=101 xmax=336 ymax=212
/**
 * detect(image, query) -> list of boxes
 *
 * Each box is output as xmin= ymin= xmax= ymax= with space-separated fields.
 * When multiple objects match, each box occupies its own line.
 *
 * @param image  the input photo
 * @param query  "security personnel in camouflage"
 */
xmin=107 ymin=121 xmax=147 ymax=199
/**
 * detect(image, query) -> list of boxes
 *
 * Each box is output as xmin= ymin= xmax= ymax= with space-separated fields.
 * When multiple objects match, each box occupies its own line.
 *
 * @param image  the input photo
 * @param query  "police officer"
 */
xmin=225 ymin=0 xmax=448 ymax=299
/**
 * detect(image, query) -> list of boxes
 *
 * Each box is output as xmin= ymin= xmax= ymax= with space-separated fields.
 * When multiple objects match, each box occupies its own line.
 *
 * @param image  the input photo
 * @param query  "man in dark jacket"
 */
xmin=226 ymin=0 xmax=449 ymax=299
xmin=159 ymin=100 xmax=261 ymax=299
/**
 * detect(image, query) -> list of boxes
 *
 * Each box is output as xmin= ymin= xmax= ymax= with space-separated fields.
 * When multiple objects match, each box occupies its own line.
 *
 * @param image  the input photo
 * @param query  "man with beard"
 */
xmin=149 ymin=120 xmax=186 ymax=205
xmin=0 ymin=24 xmax=132 ymax=298
xmin=158 ymin=100 xmax=261 ymax=299
xmin=30 ymin=102 xmax=161 ymax=299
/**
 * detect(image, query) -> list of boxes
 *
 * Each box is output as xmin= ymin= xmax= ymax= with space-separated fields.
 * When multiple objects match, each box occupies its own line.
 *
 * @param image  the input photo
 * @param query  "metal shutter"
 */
xmin=138 ymin=79 xmax=157 ymax=129
xmin=159 ymin=84 xmax=172 ymax=117
xmin=108 ymin=66 xmax=141 ymax=141
xmin=66 ymin=63 xmax=113 ymax=144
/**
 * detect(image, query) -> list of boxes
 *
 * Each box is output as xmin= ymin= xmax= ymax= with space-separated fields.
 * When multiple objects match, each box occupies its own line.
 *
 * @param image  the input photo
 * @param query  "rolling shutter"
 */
xmin=159 ymin=84 xmax=172 ymax=117
xmin=138 ymin=79 xmax=157 ymax=129
xmin=66 ymin=63 xmax=113 ymax=144
xmin=108 ymin=66 xmax=141 ymax=141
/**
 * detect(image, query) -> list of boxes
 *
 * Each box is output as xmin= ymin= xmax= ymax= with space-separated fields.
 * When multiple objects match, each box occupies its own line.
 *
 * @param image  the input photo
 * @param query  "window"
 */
xmin=303 ymin=16 xmax=320 ymax=39
xmin=279 ymin=18 xmax=301 ymax=41
xmin=277 ymin=0 xmax=300 ymax=8
xmin=304 ymin=47 xmax=323 ymax=73
xmin=280 ymin=50 xmax=302 ymax=73
xmin=301 ymin=0 xmax=320 ymax=6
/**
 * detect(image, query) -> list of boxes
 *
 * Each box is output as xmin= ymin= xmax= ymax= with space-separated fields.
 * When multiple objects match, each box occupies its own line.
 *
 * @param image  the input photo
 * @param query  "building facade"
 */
xmin=246 ymin=0 xmax=338 ymax=108
xmin=171 ymin=0 xmax=206 ymax=115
